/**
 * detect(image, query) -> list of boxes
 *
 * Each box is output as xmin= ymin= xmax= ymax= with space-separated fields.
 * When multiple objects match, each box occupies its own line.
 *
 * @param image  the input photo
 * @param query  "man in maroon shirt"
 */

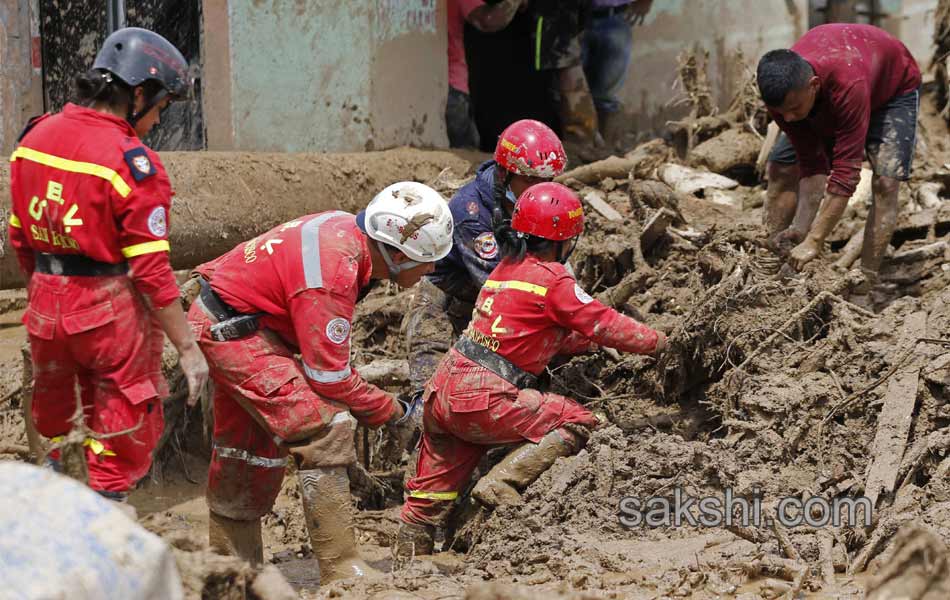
xmin=757 ymin=24 xmax=921 ymax=281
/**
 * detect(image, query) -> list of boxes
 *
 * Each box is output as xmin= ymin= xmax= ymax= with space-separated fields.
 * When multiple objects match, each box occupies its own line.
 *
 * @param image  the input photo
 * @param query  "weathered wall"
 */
xmin=878 ymin=0 xmax=937 ymax=67
xmin=210 ymin=0 xmax=447 ymax=152
xmin=621 ymin=0 xmax=808 ymax=133
xmin=0 ymin=0 xmax=44 ymax=156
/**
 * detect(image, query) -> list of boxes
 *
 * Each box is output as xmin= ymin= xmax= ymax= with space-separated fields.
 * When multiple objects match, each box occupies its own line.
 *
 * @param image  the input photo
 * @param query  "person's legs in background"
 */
xmin=583 ymin=8 xmax=634 ymax=148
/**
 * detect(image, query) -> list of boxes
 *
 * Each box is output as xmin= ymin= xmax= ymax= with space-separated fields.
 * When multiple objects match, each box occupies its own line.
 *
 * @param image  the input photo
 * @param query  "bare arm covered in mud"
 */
xmin=466 ymin=0 xmax=528 ymax=33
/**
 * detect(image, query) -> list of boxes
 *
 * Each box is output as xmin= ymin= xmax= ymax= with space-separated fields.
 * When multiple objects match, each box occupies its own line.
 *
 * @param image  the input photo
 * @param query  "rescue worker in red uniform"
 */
xmin=187 ymin=182 xmax=453 ymax=582
xmin=394 ymin=182 xmax=667 ymax=561
xmin=8 ymin=28 xmax=208 ymax=501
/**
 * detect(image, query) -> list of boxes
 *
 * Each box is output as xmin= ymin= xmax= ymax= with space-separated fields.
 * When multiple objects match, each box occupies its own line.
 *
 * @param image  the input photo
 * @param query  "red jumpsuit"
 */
xmin=401 ymin=255 xmax=659 ymax=526
xmin=8 ymin=104 xmax=179 ymax=493
xmin=188 ymin=212 xmax=398 ymax=521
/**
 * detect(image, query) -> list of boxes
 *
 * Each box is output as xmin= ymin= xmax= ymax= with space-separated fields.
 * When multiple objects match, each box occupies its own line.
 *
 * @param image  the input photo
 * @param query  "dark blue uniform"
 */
xmin=428 ymin=160 xmax=502 ymax=302
xmin=406 ymin=160 xmax=503 ymax=392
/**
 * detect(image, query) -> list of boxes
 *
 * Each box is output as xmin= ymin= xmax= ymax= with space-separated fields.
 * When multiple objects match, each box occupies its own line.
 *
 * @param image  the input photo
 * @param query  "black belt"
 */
xmin=454 ymin=336 xmax=537 ymax=390
xmin=34 ymin=253 xmax=128 ymax=277
xmin=199 ymin=278 xmax=264 ymax=341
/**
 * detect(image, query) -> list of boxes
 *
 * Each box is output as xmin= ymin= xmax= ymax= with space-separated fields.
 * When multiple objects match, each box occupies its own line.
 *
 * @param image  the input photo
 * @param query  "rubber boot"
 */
xmin=472 ymin=429 xmax=578 ymax=508
xmin=298 ymin=466 xmax=381 ymax=585
xmin=208 ymin=510 xmax=264 ymax=565
xmin=392 ymin=521 xmax=435 ymax=571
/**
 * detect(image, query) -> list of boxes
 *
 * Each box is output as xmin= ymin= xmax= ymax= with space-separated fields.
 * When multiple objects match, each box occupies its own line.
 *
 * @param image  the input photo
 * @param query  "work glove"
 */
xmin=394 ymin=391 xmax=424 ymax=426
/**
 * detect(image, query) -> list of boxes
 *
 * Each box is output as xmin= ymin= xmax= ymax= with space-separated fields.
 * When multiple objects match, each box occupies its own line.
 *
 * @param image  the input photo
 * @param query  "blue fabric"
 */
xmin=582 ymin=12 xmax=634 ymax=114
xmin=428 ymin=160 xmax=502 ymax=302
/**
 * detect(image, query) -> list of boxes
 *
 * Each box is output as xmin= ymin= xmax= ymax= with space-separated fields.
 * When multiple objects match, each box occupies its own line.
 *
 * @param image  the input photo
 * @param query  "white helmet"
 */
xmin=356 ymin=182 xmax=454 ymax=274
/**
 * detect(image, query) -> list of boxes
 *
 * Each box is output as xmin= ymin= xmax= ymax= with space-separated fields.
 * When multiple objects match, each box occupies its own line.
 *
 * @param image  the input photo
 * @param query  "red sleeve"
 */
xmin=8 ymin=165 xmax=35 ymax=276
xmin=545 ymin=275 xmax=659 ymax=355
xmin=114 ymin=150 xmax=178 ymax=309
xmin=289 ymin=288 xmax=397 ymax=426
xmin=560 ymin=331 xmax=594 ymax=355
xmin=825 ymin=81 xmax=871 ymax=197
xmin=771 ymin=111 xmax=830 ymax=179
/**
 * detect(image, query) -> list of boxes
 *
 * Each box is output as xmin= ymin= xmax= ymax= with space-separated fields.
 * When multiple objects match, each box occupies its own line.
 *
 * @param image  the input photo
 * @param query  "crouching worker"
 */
xmin=187 ymin=183 xmax=452 ymax=583
xmin=394 ymin=183 xmax=666 ymax=563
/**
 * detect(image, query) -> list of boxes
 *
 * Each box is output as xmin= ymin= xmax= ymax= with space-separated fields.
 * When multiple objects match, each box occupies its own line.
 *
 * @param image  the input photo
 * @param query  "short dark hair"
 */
xmin=756 ymin=50 xmax=814 ymax=107
xmin=72 ymin=68 xmax=163 ymax=112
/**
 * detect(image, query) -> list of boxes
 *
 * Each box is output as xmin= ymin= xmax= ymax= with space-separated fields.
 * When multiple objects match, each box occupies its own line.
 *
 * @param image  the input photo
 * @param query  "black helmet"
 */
xmin=93 ymin=27 xmax=190 ymax=124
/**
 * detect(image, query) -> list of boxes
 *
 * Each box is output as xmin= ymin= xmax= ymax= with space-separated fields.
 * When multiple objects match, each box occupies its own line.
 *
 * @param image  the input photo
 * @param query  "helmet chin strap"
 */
xmin=127 ymin=88 xmax=168 ymax=127
xmin=377 ymin=241 xmax=423 ymax=280
xmin=556 ymin=237 xmax=579 ymax=264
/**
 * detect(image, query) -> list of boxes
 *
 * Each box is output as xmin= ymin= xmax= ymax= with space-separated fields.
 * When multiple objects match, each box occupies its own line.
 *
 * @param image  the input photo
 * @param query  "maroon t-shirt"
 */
xmin=770 ymin=24 xmax=921 ymax=197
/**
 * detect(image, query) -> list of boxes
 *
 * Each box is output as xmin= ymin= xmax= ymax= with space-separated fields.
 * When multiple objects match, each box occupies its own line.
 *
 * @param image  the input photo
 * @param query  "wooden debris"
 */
xmin=865 ymin=525 xmax=950 ymax=600
xmin=582 ymin=189 xmax=624 ymax=222
xmin=657 ymin=163 xmax=739 ymax=195
xmin=864 ymin=311 xmax=927 ymax=509
xmin=641 ymin=208 xmax=677 ymax=251
xmin=819 ymin=532 xmax=836 ymax=586
xmin=555 ymin=155 xmax=641 ymax=185
xmin=834 ymin=229 xmax=865 ymax=270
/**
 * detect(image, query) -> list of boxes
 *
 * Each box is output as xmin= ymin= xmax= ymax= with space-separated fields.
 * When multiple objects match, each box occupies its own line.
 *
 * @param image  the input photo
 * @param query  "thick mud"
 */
xmin=3 ymin=78 xmax=950 ymax=600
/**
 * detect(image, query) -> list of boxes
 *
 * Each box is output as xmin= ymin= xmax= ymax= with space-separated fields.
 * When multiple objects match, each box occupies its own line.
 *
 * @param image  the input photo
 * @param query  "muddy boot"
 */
xmin=558 ymin=66 xmax=608 ymax=163
xmin=208 ymin=510 xmax=263 ymax=564
xmin=472 ymin=430 xmax=578 ymax=508
xmin=298 ymin=467 xmax=381 ymax=585
xmin=392 ymin=521 xmax=435 ymax=570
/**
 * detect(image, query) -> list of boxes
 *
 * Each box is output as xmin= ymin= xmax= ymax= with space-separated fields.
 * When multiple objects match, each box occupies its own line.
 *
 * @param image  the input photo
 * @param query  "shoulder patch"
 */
xmin=473 ymin=232 xmax=498 ymax=260
xmin=147 ymin=206 xmax=168 ymax=237
xmin=124 ymin=147 xmax=157 ymax=182
xmin=325 ymin=317 xmax=351 ymax=345
xmin=573 ymin=283 xmax=594 ymax=304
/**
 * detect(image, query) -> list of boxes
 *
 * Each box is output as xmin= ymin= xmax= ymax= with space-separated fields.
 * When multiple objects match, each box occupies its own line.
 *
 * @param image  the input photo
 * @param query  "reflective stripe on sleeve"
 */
xmin=302 ymin=361 xmax=352 ymax=384
xmin=301 ymin=211 xmax=348 ymax=289
xmin=9 ymin=214 xmax=21 ymax=228
xmin=121 ymin=240 xmax=170 ymax=258
xmin=214 ymin=445 xmax=288 ymax=468
xmin=10 ymin=146 xmax=132 ymax=198
xmin=483 ymin=279 xmax=548 ymax=296
xmin=409 ymin=490 xmax=459 ymax=501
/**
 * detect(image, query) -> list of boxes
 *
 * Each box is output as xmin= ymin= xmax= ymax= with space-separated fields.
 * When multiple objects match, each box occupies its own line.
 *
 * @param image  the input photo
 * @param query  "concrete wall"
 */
xmin=621 ymin=0 xmax=809 ymax=133
xmin=879 ymin=0 xmax=937 ymax=68
xmin=204 ymin=0 xmax=447 ymax=153
xmin=0 ymin=0 xmax=43 ymax=156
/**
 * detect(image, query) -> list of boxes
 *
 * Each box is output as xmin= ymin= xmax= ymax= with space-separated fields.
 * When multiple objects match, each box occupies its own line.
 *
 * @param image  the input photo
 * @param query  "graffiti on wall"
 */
xmin=375 ymin=0 xmax=437 ymax=41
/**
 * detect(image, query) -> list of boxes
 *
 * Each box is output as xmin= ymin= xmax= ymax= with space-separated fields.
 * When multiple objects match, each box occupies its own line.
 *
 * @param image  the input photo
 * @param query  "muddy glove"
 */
xmin=394 ymin=391 xmax=424 ymax=426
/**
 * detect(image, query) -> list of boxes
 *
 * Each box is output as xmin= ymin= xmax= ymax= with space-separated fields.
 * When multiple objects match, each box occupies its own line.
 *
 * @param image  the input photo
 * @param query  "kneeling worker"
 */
xmin=188 ymin=183 xmax=452 ymax=582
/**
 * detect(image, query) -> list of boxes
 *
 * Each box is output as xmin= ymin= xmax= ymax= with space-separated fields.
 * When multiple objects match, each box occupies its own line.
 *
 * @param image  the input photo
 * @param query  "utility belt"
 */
xmin=198 ymin=278 xmax=265 ymax=342
xmin=34 ymin=253 xmax=129 ymax=277
xmin=454 ymin=335 xmax=537 ymax=390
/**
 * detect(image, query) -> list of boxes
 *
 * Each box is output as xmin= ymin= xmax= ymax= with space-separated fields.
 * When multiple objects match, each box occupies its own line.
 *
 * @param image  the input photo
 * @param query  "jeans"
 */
xmin=582 ymin=12 xmax=633 ymax=114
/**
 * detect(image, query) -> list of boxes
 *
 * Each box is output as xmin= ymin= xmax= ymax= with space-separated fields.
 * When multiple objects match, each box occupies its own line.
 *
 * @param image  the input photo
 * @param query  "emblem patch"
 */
xmin=325 ymin=317 xmax=351 ymax=345
xmin=133 ymin=155 xmax=151 ymax=174
xmin=466 ymin=201 xmax=479 ymax=215
xmin=147 ymin=206 xmax=167 ymax=237
xmin=573 ymin=283 xmax=593 ymax=304
xmin=474 ymin=232 xmax=498 ymax=260
xmin=123 ymin=147 xmax=156 ymax=181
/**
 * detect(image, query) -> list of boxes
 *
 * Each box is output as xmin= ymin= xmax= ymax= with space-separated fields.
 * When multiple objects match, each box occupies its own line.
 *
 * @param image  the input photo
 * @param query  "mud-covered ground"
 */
xmin=3 ymin=87 xmax=950 ymax=599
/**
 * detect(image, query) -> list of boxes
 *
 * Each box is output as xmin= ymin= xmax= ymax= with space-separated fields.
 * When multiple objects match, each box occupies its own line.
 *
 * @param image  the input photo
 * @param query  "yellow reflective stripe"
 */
xmin=535 ymin=16 xmax=543 ymax=71
xmin=10 ymin=146 xmax=132 ymax=198
xmin=484 ymin=279 xmax=548 ymax=297
xmin=121 ymin=240 xmax=170 ymax=258
xmin=49 ymin=436 xmax=116 ymax=456
xmin=9 ymin=214 xmax=21 ymax=228
xmin=409 ymin=490 xmax=459 ymax=501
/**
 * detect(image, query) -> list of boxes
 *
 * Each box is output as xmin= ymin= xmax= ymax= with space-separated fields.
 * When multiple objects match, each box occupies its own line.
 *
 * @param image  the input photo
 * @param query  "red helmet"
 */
xmin=494 ymin=119 xmax=567 ymax=178
xmin=511 ymin=182 xmax=584 ymax=241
